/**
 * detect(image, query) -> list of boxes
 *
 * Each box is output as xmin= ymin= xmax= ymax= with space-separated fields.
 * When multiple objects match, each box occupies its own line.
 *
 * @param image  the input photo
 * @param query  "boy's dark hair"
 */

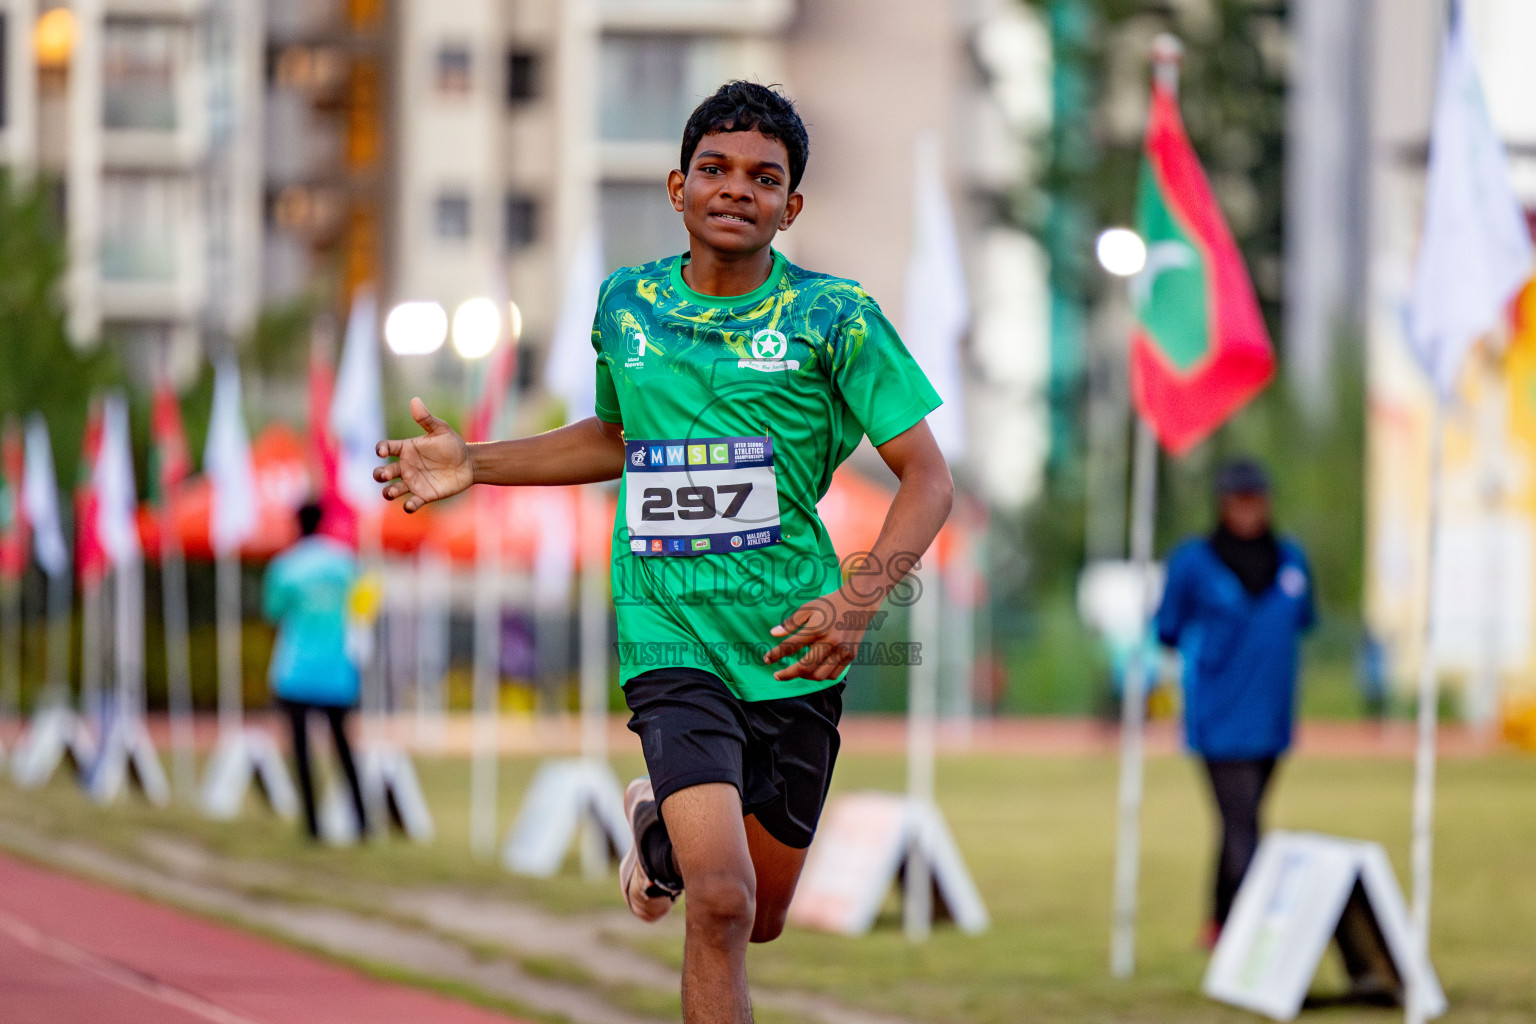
xmin=297 ymin=502 xmax=323 ymax=537
xmin=680 ymin=81 xmax=809 ymax=192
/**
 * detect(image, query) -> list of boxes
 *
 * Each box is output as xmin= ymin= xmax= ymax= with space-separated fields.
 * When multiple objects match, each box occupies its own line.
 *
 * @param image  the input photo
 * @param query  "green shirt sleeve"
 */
xmin=592 ymin=276 xmax=622 ymax=424
xmin=831 ymin=293 xmax=943 ymax=446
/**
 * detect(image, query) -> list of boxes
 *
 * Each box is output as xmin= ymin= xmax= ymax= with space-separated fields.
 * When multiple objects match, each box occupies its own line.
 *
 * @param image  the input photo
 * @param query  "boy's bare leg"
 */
xmin=743 ymin=814 xmax=809 ymax=943
xmin=662 ymin=783 xmax=757 ymax=1024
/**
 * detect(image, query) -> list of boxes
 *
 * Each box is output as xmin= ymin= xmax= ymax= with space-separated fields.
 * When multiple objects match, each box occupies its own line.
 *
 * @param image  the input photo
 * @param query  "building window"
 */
xmin=435 ymin=191 xmax=471 ymax=240
xmin=103 ymin=20 xmax=179 ymax=131
xmin=436 ymin=44 xmax=472 ymax=95
xmin=504 ymin=194 xmax=539 ymax=250
xmin=600 ymin=182 xmax=684 ymax=271
xmin=507 ymin=50 xmax=540 ymax=104
xmin=102 ymin=175 xmax=179 ymax=281
xmin=599 ymin=34 xmax=726 ymax=142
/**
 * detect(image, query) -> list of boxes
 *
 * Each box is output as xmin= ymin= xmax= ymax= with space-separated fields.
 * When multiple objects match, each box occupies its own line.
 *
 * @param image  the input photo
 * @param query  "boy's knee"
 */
xmin=686 ymin=871 xmax=756 ymax=942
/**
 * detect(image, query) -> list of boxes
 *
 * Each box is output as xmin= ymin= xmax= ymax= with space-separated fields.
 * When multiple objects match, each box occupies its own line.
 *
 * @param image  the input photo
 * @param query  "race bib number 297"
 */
xmin=624 ymin=436 xmax=781 ymax=556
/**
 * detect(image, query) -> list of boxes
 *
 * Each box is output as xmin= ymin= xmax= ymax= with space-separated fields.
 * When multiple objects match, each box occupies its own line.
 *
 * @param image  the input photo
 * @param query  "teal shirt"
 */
xmin=592 ymin=250 xmax=942 ymax=700
xmin=262 ymin=536 xmax=360 ymax=706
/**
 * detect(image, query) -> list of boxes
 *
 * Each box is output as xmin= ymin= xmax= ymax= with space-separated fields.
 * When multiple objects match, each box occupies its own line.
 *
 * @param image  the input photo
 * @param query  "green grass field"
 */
xmin=2 ymin=745 xmax=1532 ymax=1023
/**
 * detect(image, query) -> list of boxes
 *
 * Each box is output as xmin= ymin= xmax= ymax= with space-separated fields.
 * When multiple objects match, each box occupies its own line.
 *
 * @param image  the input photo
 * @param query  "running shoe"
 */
xmin=621 ymin=776 xmax=681 ymax=922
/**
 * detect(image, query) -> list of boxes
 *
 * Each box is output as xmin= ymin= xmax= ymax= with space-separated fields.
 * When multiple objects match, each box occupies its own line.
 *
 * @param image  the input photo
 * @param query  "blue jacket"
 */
xmin=1154 ymin=537 xmax=1315 ymax=760
xmin=262 ymin=536 xmax=360 ymax=707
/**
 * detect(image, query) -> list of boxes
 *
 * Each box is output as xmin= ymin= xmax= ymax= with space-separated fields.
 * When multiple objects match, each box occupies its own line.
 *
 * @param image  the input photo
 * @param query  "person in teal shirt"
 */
xmin=263 ymin=503 xmax=368 ymax=840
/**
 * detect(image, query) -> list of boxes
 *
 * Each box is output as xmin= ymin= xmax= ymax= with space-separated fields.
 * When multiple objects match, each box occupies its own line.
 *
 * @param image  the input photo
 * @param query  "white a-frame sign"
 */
xmin=787 ymin=790 xmax=989 ymax=936
xmin=502 ymin=758 xmax=631 ymax=877
xmin=1204 ymin=831 xmax=1446 ymax=1021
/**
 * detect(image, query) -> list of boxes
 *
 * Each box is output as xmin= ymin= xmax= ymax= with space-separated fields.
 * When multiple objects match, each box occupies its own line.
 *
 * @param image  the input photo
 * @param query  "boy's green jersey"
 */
xmin=592 ymin=249 xmax=941 ymax=701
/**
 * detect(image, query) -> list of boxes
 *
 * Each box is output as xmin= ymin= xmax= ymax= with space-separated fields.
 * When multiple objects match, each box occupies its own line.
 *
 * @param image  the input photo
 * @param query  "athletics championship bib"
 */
xmin=623 ymin=436 xmax=782 ymax=556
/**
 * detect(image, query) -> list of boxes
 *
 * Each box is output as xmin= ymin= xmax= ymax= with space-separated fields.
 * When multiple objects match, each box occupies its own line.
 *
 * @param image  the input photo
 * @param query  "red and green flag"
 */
xmin=149 ymin=378 xmax=192 ymax=506
xmin=75 ymin=399 xmax=106 ymax=586
xmin=0 ymin=418 xmax=26 ymax=582
xmin=1130 ymin=77 xmax=1274 ymax=455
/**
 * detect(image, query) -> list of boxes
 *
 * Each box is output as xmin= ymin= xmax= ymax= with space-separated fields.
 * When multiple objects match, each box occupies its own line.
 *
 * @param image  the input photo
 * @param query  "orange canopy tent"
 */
xmin=137 ymin=424 xmax=969 ymax=578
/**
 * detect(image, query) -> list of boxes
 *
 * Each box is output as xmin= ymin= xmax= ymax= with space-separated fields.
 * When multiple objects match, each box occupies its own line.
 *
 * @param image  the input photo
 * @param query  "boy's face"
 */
xmin=668 ymin=129 xmax=803 ymax=258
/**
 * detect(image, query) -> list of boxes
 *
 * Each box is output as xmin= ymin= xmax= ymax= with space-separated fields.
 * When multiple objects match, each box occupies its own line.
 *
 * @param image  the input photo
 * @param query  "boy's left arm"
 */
xmin=764 ymin=419 xmax=954 ymax=682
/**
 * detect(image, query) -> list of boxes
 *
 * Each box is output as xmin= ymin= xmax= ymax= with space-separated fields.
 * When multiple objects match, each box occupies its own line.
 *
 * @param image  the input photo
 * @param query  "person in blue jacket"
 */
xmin=263 ymin=503 xmax=368 ymax=840
xmin=1154 ymin=458 xmax=1314 ymax=942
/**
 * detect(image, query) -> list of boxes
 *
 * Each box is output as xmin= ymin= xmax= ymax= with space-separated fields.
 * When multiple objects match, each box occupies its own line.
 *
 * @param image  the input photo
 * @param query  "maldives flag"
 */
xmin=1129 ymin=78 xmax=1275 ymax=455
xmin=75 ymin=399 xmax=107 ymax=586
xmin=0 ymin=418 xmax=26 ymax=581
xmin=149 ymin=378 xmax=192 ymax=505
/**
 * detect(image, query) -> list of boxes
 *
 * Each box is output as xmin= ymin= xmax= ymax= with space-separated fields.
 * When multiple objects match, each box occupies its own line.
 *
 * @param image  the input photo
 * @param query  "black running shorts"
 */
xmin=623 ymin=667 xmax=845 ymax=849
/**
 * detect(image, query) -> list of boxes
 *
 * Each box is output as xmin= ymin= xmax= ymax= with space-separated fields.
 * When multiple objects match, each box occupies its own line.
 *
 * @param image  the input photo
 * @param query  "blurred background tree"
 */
xmin=0 ymin=174 xmax=120 ymax=483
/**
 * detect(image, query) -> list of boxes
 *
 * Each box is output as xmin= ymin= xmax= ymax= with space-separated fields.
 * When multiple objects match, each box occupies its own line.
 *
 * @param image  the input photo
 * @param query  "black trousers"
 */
xmin=279 ymin=699 xmax=367 ymax=839
xmin=1202 ymin=756 xmax=1278 ymax=926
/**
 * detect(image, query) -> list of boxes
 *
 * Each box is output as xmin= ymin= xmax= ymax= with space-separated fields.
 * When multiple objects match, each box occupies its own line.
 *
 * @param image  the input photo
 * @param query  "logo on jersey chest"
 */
xmin=739 ymin=329 xmax=800 ymax=373
xmin=625 ymin=329 xmax=648 ymax=369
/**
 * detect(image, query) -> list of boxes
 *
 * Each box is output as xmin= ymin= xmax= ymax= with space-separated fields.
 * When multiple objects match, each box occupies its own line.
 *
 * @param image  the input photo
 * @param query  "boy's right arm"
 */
xmin=375 ymin=397 xmax=624 ymax=513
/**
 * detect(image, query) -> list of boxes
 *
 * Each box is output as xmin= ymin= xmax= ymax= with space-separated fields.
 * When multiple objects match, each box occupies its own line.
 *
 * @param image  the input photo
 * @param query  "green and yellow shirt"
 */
xmin=592 ymin=249 xmax=940 ymax=701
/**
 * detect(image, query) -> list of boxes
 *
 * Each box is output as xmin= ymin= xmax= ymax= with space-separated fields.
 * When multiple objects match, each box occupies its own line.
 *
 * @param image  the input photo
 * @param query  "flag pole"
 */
xmin=1408 ymin=402 xmax=1446 ymax=1024
xmin=904 ymin=554 xmax=939 ymax=942
xmin=161 ymin=485 xmax=196 ymax=800
xmin=578 ymin=486 xmax=611 ymax=878
xmin=1110 ymin=415 xmax=1159 ymax=979
xmin=215 ymin=548 xmax=241 ymax=740
xmin=1110 ymin=33 xmax=1180 ymax=980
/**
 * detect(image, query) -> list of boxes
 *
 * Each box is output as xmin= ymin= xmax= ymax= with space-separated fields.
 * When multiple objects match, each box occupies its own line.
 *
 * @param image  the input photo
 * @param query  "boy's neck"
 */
xmin=681 ymin=244 xmax=775 ymax=297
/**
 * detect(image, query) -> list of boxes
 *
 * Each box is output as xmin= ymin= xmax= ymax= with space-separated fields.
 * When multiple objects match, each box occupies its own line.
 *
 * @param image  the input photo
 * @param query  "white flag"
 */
xmin=544 ymin=228 xmax=604 ymax=425
xmin=22 ymin=414 xmax=68 ymax=578
xmin=330 ymin=289 xmax=385 ymax=511
xmin=204 ymin=362 xmax=258 ymax=555
xmin=533 ymin=491 xmax=577 ymax=610
xmin=1406 ymin=7 xmax=1535 ymax=396
xmin=94 ymin=394 xmax=142 ymax=568
xmin=903 ymin=134 xmax=970 ymax=460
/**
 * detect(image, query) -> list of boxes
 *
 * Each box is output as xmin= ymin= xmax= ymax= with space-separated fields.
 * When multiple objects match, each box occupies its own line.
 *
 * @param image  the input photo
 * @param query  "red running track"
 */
xmin=0 ymin=852 xmax=529 ymax=1024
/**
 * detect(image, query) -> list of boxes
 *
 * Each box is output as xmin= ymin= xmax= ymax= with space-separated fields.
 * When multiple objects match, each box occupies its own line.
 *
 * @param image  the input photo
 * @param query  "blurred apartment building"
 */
xmin=0 ymin=0 xmax=262 ymax=381
xmin=1 ymin=0 xmax=1051 ymax=507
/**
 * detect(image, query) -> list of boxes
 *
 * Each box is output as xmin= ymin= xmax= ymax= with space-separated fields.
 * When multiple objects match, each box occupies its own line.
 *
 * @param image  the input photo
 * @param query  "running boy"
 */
xmin=374 ymin=82 xmax=952 ymax=1024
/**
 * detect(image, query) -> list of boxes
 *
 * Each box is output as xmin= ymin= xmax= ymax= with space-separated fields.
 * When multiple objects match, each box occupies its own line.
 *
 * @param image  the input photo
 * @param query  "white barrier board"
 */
xmin=11 ymin=706 xmax=95 ymax=789
xmin=1204 ymin=831 xmax=1445 ymax=1021
xmin=88 ymin=716 xmax=169 ymax=807
xmin=787 ymin=791 xmax=988 ymax=936
xmin=200 ymin=728 xmax=298 ymax=820
xmin=502 ymin=758 xmax=631 ymax=877
xmin=322 ymin=743 xmax=435 ymax=844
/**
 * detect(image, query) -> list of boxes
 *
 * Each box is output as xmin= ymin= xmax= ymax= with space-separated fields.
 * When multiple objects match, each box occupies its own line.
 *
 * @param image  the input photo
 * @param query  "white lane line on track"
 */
xmin=0 ymin=908 xmax=264 ymax=1024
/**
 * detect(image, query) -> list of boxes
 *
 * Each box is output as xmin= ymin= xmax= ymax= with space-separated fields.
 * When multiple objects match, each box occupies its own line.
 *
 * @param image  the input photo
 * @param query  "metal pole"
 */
xmin=0 ymin=575 xmax=20 ymax=723
xmin=904 ymin=559 xmax=939 ymax=942
xmin=215 ymin=549 xmax=241 ymax=737
xmin=579 ymin=487 xmax=610 ymax=878
xmin=470 ymin=488 xmax=502 ymax=859
xmin=45 ymin=568 xmax=71 ymax=705
xmin=1111 ymin=416 xmax=1159 ymax=979
xmin=81 ymin=576 xmax=102 ymax=726
xmin=1408 ymin=403 xmax=1446 ymax=1024
xmin=1471 ymin=344 xmax=1506 ymax=731
xmin=161 ymin=515 xmax=196 ymax=800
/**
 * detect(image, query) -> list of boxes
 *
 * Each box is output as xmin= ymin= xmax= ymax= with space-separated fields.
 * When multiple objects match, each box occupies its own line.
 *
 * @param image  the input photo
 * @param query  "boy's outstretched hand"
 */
xmin=374 ymin=397 xmax=474 ymax=513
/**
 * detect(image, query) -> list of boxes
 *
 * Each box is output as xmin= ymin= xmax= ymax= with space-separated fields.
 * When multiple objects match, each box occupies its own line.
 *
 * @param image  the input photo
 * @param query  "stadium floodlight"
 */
xmin=384 ymin=301 xmax=448 ymax=355
xmin=1096 ymin=227 xmax=1147 ymax=278
xmin=507 ymin=299 xmax=524 ymax=344
xmin=452 ymin=297 xmax=501 ymax=360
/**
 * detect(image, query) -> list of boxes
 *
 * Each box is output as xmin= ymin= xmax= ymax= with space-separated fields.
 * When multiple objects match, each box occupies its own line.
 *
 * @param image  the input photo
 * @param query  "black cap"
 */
xmin=1215 ymin=458 xmax=1269 ymax=497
